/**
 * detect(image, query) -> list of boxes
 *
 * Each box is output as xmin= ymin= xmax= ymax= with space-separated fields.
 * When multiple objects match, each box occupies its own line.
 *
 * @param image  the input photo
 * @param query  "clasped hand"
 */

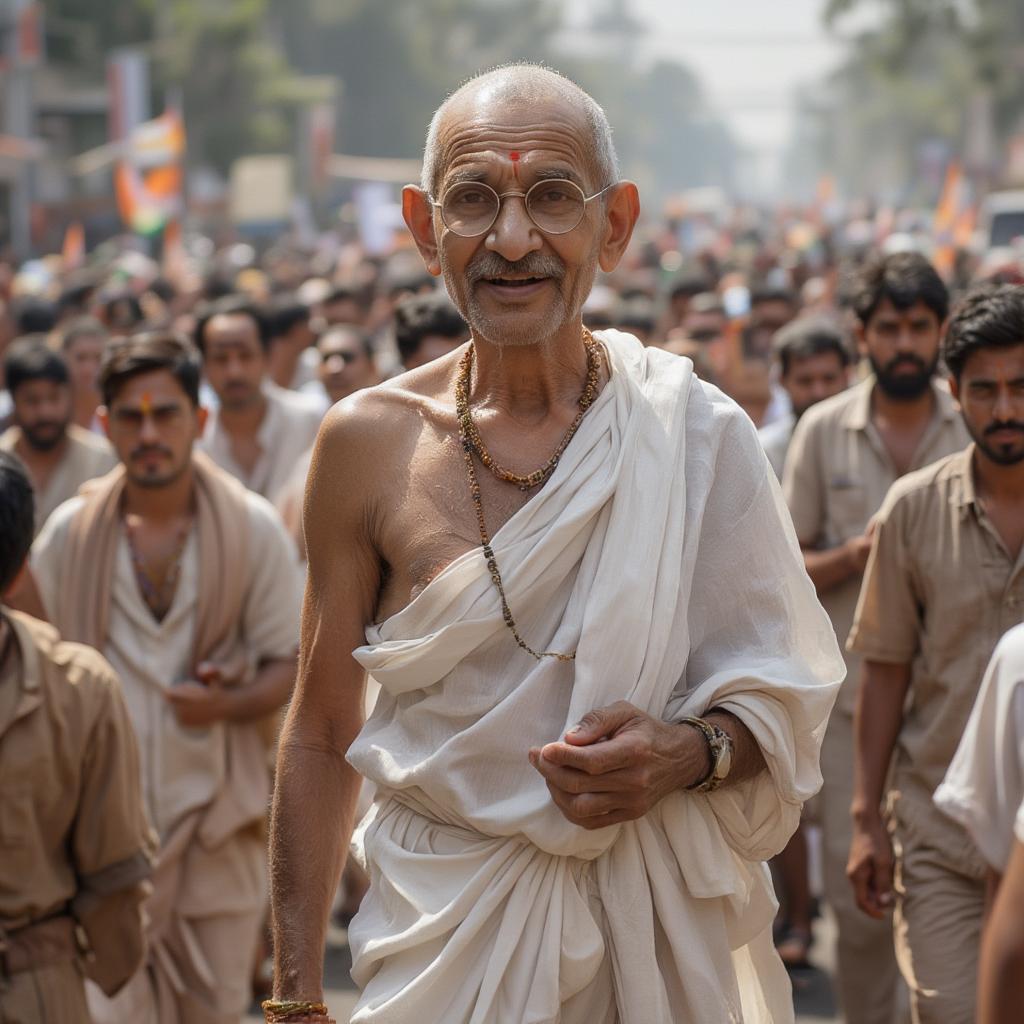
xmin=165 ymin=661 xmax=235 ymax=728
xmin=528 ymin=700 xmax=706 ymax=830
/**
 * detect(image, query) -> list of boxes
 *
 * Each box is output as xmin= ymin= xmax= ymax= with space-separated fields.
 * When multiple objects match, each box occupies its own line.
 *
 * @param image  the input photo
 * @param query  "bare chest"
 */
xmin=372 ymin=428 xmax=540 ymax=623
xmin=227 ymin=433 xmax=262 ymax=476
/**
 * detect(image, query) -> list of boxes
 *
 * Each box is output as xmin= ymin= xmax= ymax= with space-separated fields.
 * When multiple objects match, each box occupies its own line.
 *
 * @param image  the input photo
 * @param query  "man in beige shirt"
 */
xmin=0 ymin=451 xmax=153 ymax=1024
xmin=30 ymin=331 xmax=302 ymax=1024
xmin=195 ymin=297 xmax=323 ymax=501
xmin=783 ymin=252 xmax=969 ymax=1023
xmin=847 ymin=282 xmax=1024 ymax=1023
xmin=0 ymin=336 xmax=115 ymax=533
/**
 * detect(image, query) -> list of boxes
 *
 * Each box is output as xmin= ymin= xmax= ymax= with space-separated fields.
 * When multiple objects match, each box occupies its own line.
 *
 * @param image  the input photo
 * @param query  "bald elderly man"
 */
xmin=268 ymin=65 xmax=842 ymax=1024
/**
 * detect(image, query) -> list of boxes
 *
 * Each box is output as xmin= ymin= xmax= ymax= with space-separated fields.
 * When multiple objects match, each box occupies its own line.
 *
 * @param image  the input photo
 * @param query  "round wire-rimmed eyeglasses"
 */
xmin=429 ymin=179 xmax=617 ymax=237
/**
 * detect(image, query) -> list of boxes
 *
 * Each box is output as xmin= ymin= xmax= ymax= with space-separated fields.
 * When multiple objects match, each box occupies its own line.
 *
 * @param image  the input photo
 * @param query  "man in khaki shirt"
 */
xmin=847 ymin=283 xmax=1024 ymax=1023
xmin=0 ymin=336 xmax=116 ymax=533
xmin=783 ymin=252 xmax=969 ymax=1023
xmin=0 ymin=451 xmax=153 ymax=1024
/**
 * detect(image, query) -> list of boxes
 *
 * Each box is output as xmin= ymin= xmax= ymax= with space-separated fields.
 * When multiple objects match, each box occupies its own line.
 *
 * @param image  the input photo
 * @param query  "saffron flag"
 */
xmin=933 ymin=161 xmax=969 ymax=279
xmin=61 ymin=220 xmax=85 ymax=270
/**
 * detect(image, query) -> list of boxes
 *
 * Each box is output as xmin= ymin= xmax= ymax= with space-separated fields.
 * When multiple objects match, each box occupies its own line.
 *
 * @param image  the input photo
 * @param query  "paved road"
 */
xmin=249 ymin=914 xmax=841 ymax=1023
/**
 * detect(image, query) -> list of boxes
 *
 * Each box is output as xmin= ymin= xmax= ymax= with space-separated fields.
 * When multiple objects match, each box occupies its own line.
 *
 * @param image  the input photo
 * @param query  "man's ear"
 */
xmin=403 ymin=186 xmax=441 ymax=277
xmin=97 ymin=405 xmax=111 ymax=440
xmin=598 ymin=182 xmax=641 ymax=274
xmin=196 ymin=405 xmax=209 ymax=436
xmin=948 ymin=373 xmax=961 ymax=407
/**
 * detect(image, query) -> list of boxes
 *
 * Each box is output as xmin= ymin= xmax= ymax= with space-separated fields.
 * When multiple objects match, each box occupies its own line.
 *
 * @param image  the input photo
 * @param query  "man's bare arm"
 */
xmin=979 ymin=838 xmax=1024 ymax=1024
xmin=269 ymin=401 xmax=383 ymax=1002
xmin=800 ymin=535 xmax=872 ymax=595
xmin=847 ymin=659 xmax=911 ymax=917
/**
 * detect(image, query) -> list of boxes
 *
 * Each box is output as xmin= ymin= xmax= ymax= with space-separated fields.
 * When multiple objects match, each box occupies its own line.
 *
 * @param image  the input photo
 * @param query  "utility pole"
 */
xmin=2 ymin=0 xmax=40 ymax=259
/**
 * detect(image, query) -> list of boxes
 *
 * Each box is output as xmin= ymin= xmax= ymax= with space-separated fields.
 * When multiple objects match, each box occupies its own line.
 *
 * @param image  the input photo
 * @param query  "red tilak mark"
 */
xmin=509 ymin=151 xmax=521 ymax=181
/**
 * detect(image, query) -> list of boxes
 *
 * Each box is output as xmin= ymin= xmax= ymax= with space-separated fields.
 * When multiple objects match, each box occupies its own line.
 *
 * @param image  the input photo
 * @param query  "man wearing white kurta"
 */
xmin=268 ymin=65 xmax=843 ymax=1024
xmin=31 ymin=332 xmax=301 ymax=1024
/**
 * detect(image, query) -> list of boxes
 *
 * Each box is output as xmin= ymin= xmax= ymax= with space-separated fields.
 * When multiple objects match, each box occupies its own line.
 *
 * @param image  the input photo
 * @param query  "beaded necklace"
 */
xmin=124 ymin=516 xmax=192 ymax=621
xmin=455 ymin=328 xmax=601 ymax=661
xmin=455 ymin=329 xmax=601 ymax=491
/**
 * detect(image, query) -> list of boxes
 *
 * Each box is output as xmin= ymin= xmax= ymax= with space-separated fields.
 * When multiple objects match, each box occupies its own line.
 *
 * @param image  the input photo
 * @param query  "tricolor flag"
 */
xmin=115 ymin=110 xmax=185 ymax=236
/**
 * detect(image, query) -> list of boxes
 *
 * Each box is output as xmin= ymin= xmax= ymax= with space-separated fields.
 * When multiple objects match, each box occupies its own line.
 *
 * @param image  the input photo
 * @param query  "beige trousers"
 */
xmin=891 ymin=823 xmax=985 ymax=1024
xmin=0 ymin=961 xmax=90 ymax=1024
xmin=820 ymin=711 xmax=904 ymax=1024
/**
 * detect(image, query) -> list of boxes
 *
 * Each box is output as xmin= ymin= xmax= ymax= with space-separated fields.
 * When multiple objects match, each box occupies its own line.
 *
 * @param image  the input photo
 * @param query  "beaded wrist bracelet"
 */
xmin=261 ymin=998 xmax=335 ymax=1023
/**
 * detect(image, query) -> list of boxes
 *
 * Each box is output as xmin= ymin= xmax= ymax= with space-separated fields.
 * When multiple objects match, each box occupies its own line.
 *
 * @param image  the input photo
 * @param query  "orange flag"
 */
xmin=61 ymin=220 xmax=85 ymax=269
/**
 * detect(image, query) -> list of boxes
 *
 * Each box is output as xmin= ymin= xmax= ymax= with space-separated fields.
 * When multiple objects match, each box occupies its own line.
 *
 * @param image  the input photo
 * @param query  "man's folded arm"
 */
xmin=680 ymin=417 xmax=844 ymax=857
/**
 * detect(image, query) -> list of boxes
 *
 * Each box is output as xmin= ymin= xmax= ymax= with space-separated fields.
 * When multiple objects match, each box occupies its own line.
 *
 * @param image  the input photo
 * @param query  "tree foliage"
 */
xmin=42 ymin=0 xmax=737 ymax=195
xmin=816 ymin=0 xmax=1024 ymax=199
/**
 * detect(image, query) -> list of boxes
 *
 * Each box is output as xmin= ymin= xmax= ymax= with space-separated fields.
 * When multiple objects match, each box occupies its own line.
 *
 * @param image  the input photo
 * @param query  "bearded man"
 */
xmin=782 ymin=251 xmax=970 ymax=1024
xmin=0 ymin=336 xmax=115 ymax=533
xmin=268 ymin=65 xmax=842 ymax=1024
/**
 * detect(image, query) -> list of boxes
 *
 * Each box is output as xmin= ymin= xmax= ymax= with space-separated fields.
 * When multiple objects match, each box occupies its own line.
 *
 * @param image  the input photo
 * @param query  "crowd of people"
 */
xmin=0 ymin=76 xmax=1023 ymax=1022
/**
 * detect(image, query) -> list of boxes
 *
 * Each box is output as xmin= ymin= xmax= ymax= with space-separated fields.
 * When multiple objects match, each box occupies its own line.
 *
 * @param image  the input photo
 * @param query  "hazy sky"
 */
xmin=631 ymin=0 xmax=842 ymax=152
xmin=564 ymin=0 xmax=862 ymax=191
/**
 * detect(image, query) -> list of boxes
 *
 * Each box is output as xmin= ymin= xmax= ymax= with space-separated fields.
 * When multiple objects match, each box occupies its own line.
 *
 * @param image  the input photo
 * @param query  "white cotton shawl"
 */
xmin=346 ymin=330 xmax=844 ymax=1024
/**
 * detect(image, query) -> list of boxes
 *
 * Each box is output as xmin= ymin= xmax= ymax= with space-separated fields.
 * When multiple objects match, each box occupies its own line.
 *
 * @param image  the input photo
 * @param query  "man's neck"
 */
xmin=72 ymin=396 xmax=98 ymax=430
xmin=122 ymin=463 xmax=196 ymax=521
xmin=15 ymin=431 xmax=70 ymax=475
xmin=973 ymin=449 xmax=1024 ymax=504
xmin=269 ymin=343 xmax=301 ymax=390
xmin=869 ymin=381 xmax=936 ymax=431
xmin=469 ymin=321 xmax=596 ymax=425
xmin=218 ymin=390 xmax=269 ymax=437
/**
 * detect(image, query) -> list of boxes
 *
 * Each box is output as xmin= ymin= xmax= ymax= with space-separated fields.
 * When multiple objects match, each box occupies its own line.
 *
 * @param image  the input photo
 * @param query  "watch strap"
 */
xmin=680 ymin=716 xmax=731 ymax=793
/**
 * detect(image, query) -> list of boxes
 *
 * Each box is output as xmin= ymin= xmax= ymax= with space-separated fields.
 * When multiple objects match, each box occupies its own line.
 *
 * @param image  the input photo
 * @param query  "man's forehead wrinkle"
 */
xmin=437 ymin=119 xmax=592 ymax=191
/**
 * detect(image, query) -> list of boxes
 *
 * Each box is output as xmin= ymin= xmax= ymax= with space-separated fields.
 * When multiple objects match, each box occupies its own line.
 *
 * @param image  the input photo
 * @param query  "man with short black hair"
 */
xmin=11 ymin=296 xmax=57 ymax=337
xmin=783 ymin=250 xmax=969 ymax=1024
xmin=746 ymin=284 xmax=798 ymax=359
xmin=760 ymin=317 xmax=851 ymax=478
xmin=30 ymin=330 xmax=301 ymax=1024
xmin=393 ymin=292 xmax=469 ymax=370
xmin=60 ymin=316 xmax=111 ymax=431
xmin=196 ymin=296 xmax=322 ymax=500
xmin=267 ymin=295 xmax=319 ymax=392
xmin=306 ymin=324 xmax=379 ymax=408
xmin=0 ymin=450 xmax=153 ymax=1024
xmin=847 ymin=282 xmax=1024 ymax=1023
xmin=320 ymin=284 xmax=369 ymax=328
xmin=0 ymin=336 xmax=115 ymax=533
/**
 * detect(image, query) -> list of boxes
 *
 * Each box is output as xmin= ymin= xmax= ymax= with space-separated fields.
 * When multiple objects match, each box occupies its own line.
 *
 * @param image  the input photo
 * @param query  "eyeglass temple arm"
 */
xmin=583 ymin=182 xmax=617 ymax=203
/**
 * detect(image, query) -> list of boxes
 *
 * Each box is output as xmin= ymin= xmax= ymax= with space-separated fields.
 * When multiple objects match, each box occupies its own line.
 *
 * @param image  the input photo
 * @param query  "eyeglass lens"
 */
xmin=441 ymin=180 xmax=586 ymax=236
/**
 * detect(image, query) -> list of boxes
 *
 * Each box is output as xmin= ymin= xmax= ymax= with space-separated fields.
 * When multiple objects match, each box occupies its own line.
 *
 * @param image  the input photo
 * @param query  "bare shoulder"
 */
xmin=305 ymin=346 xmax=464 ymax=528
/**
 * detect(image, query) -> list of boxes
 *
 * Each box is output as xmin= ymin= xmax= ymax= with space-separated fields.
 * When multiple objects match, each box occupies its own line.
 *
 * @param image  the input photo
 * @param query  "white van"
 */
xmin=978 ymin=190 xmax=1024 ymax=252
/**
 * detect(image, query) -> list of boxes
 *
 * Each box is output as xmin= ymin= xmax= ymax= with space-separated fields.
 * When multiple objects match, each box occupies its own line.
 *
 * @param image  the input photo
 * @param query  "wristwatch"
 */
xmin=680 ymin=716 xmax=733 ymax=793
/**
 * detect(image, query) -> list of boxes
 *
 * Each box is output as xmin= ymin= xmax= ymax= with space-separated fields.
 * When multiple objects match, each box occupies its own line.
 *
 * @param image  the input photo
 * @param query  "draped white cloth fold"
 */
xmin=346 ymin=330 xmax=844 ymax=1023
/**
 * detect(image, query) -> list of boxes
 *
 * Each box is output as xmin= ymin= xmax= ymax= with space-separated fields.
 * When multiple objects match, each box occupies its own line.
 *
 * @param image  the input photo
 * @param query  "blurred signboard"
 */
xmin=229 ymin=155 xmax=294 ymax=226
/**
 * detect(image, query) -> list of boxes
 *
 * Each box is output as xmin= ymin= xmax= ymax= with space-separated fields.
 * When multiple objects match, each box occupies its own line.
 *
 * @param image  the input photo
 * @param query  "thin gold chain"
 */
xmin=455 ymin=328 xmax=600 ymax=661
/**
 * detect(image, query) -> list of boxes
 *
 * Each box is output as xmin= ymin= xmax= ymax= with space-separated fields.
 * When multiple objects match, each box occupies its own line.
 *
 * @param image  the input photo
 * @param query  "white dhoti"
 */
xmin=347 ymin=331 xmax=844 ymax=1023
